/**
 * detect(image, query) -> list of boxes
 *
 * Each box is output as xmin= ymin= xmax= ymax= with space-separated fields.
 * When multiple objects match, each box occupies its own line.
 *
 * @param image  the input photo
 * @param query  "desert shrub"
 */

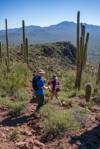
xmin=0 ymin=97 xmax=27 ymax=116
xmin=0 ymin=62 xmax=30 ymax=96
xmin=94 ymin=84 xmax=100 ymax=97
xmin=15 ymin=88 xmax=30 ymax=101
xmin=59 ymin=70 xmax=96 ymax=99
xmin=0 ymin=62 xmax=30 ymax=116
xmin=7 ymin=101 xmax=27 ymax=116
xmin=61 ymin=70 xmax=75 ymax=92
xmin=82 ymin=72 xmax=96 ymax=90
xmin=9 ymin=130 xmax=18 ymax=141
xmin=59 ymin=91 xmax=68 ymax=100
xmin=40 ymin=104 xmax=80 ymax=137
xmin=59 ymin=70 xmax=77 ymax=99
xmin=67 ymin=90 xmax=76 ymax=98
xmin=86 ymin=100 xmax=95 ymax=109
xmin=77 ymin=89 xmax=85 ymax=97
xmin=73 ymin=107 xmax=90 ymax=127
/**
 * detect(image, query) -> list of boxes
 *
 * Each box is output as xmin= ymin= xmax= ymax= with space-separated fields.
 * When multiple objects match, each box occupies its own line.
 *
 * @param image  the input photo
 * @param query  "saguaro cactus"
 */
xmin=76 ymin=11 xmax=80 ymax=63
xmin=22 ymin=20 xmax=26 ymax=60
xmin=0 ymin=42 xmax=2 ymax=59
xmin=85 ymin=83 xmax=92 ymax=102
xmin=75 ymin=11 xmax=80 ymax=89
xmin=5 ymin=19 xmax=10 ymax=72
xmin=75 ymin=11 xmax=89 ymax=90
xmin=25 ymin=38 xmax=29 ymax=64
xmin=20 ymin=43 xmax=23 ymax=54
xmin=96 ymin=62 xmax=100 ymax=85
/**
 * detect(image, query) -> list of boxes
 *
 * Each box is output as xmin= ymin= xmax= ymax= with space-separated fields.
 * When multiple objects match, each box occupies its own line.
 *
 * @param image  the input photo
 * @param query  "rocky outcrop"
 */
xmin=42 ymin=42 xmax=76 ymax=63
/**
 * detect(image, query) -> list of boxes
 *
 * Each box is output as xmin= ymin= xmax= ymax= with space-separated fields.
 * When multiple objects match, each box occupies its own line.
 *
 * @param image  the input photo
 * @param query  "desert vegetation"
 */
xmin=0 ymin=11 xmax=99 ymax=149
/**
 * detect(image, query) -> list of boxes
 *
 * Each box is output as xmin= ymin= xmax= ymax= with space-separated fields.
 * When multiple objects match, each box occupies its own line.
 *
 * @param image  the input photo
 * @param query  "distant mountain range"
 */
xmin=0 ymin=21 xmax=100 ymax=63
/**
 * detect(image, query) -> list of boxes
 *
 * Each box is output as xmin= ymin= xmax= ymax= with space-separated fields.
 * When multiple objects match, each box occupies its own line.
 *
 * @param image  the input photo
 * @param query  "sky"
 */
xmin=0 ymin=0 xmax=100 ymax=29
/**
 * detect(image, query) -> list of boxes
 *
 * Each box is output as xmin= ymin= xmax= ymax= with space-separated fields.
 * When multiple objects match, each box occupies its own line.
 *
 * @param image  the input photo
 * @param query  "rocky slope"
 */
xmin=0 ymin=97 xmax=100 ymax=149
xmin=5 ymin=41 xmax=76 ymax=72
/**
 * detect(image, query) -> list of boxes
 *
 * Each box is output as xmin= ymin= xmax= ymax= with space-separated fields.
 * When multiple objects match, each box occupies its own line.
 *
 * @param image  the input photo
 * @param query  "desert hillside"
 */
xmin=0 ymin=40 xmax=99 ymax=149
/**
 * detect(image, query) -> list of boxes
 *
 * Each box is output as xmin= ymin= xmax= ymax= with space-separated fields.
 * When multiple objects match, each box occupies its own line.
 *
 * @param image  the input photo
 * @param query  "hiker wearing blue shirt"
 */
xmin=32 ymin=69 xmax=47 ymax=112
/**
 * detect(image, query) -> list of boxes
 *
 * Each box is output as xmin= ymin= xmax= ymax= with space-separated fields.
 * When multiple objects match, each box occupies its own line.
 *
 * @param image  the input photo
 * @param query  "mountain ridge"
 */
xmin=1 ymin=20 xmax=100 ymax=31
xmin=0 ymin=21 xmax=100 ymax=64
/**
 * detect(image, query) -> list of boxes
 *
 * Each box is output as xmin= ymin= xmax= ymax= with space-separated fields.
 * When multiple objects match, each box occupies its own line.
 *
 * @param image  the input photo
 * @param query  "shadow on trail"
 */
xmin=69 ymin=124 xmax=100 ymax=149
xmin=0 ymin=113 xmax=37 ymax=127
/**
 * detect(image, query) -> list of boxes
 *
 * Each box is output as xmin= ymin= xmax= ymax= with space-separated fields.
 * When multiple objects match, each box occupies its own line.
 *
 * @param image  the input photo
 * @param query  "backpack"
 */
xmin=32 ymin=76 xmax=41 ymax=90
xmin=51 ymin=78 xmax=60 ymax=91
xmin=55 ymin=79 xmax=60 ymax=91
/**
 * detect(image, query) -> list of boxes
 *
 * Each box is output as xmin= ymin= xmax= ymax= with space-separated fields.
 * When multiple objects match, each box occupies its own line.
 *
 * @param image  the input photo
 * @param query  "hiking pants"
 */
xmin=36 ymin=94 xmax=44 ymax=112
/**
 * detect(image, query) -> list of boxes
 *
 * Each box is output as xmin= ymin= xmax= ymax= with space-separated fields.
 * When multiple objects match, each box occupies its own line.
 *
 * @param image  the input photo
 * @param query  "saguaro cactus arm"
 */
xmin=25 ymin=37 xmax=29 ymax=64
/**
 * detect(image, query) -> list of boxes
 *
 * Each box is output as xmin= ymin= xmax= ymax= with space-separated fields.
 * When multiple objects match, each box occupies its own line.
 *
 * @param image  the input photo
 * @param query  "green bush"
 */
xmin=15 ymin=88 xmax=30 ymax=101
xmin=59 ymin=69 xmax=96 ymax=99
xmin=0 ymin=62 xmax=30 ymax=96
xmin=82 ymin=72 xmax=96 ymax=90
xmin=40 ymin=104 xmax=80 ymax=137
xmin=61 ymin=70 xmax=75 ymax=92
xmin=8 ymin=102 xmax=27 ymax=116
xmin=0 ymin=97 xmax=27 ymax=116
xmin=73 ymin=107 xmax=90 ymax=127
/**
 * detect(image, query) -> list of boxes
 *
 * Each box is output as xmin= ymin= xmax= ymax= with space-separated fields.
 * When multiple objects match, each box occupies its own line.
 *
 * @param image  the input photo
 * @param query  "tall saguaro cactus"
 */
xmin=22 ymin=20 xmax=26 ymax=60
xmin=5 ymin=19 xmax=10 ymax=72
xmin=75 ymin=11 xmax=80 ymax=89
xmin=25 ymin=37 xmax=29 ymax=64
xmin=75 ymin=11 xmax=90 ymax=90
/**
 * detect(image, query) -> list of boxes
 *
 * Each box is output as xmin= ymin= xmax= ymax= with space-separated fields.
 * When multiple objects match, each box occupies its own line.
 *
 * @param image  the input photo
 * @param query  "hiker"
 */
xmin=32 ymin=69 xmax=47 ymax=112
xmin=48 ymin=74 xmax=60 ymax=100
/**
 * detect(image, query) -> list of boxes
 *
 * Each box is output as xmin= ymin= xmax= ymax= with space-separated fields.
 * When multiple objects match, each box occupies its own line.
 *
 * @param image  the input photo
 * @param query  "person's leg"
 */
xmin=36 ymin=94 xmax=44 ymax=112
xmin=50 ymin=91 xmax=55 ymax=100
xmin=30 ymin=90 xmax=37 ymax=103
xmin=55 ymin=91 xmax=62 ymax=105
xmin=55 ymin=91 xmax=59 ymax=100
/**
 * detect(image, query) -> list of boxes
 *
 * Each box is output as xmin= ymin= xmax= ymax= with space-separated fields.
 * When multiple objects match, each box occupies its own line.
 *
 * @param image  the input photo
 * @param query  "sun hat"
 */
xmin=38 ymin=69 xmax=45 ymax=74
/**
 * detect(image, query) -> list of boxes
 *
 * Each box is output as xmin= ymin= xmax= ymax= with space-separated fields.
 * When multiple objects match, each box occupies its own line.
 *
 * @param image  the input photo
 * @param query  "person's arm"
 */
xmin=48 ymin=80 xmax=51 ymax=85
xmin=37 ymin=80 xmax=49 ymax=90
xmin=43 ymin=86 xmax=49 ymax=90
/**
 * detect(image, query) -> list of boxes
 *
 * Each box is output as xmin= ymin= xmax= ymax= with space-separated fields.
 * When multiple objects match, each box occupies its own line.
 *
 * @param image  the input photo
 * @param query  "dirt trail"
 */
xmin=0 ymin=97 xmax=100 ymax=149
xmin=0 ymin=103 xmax=43 ymax=149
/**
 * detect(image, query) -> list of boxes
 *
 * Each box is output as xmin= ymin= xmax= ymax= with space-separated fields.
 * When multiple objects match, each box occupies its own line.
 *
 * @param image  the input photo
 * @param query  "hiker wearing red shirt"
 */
xmin=48 ymin=74 xmax=60 ymax=100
